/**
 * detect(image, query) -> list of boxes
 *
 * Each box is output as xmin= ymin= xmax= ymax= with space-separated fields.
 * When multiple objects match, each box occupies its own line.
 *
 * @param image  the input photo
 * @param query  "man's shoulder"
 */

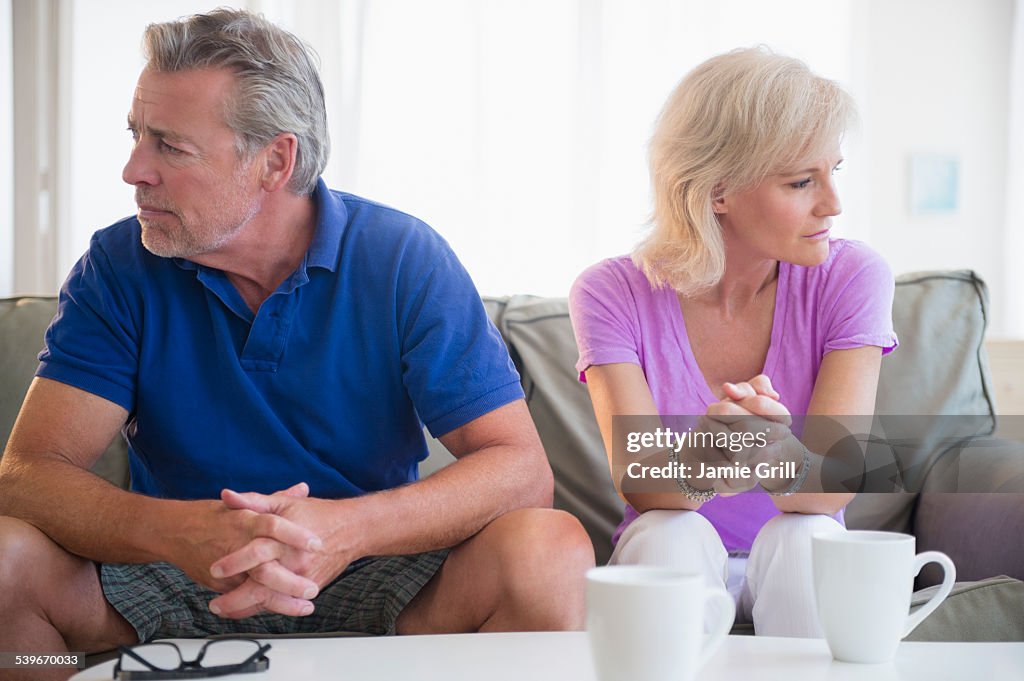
xmin=330 ymin=190 xmax=437 ymax=238
xmin=81 ymin=215 xmax=159 ymax=280
xmin=324 ymin=189 xmax=453 ymax=269
xmin=90 ymin=215 xmax=144 ymax=253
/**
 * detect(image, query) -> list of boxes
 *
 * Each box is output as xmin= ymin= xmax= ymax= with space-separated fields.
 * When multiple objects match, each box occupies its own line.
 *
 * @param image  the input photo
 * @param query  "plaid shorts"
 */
xmin=100 ymin=550 xmax=448 ymax=642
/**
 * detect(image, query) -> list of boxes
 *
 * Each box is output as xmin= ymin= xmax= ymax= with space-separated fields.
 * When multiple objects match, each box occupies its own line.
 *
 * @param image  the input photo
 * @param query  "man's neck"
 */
xmin=192 ymin=191 xmax=318 ymax=313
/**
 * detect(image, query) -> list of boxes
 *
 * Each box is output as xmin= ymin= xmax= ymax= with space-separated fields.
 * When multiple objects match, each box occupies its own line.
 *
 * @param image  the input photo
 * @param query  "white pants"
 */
xmin=609 ymin=510 xmax=844 ymax=637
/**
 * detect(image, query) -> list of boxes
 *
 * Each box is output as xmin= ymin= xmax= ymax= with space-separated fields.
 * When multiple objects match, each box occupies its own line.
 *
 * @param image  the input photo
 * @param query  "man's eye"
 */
xmin=160 ymin=140 xmax=184 ymax=155
xmin=127 ymin=127 xmax=139 ymax=142
xmin=790 ymin=178 xmax=811 ymax=189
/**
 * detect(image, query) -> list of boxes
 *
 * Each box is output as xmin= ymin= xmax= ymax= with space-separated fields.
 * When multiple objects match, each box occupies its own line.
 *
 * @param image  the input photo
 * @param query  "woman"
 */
xmin=569 ymin=47 xmax=897 ymax=636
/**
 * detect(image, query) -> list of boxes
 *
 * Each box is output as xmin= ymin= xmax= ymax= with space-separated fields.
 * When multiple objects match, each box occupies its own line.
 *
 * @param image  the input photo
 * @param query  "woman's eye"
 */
xmin=790 ymin=178 xmax=812 ymax=189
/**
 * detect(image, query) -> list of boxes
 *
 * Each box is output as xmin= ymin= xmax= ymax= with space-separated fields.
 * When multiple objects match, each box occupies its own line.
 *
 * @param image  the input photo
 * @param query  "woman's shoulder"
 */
xmin=823 ymin=238 xmax=889 ymax=270
xmin=782 ymin=240 xmax=896 ymax=339
xmin=571 ymin=254 xmax=658 ymax=298
xmin=570 ymin=255 xmax=674 ymax=326
xmin=791 ymin=238 xmax=893 ymax=291
xmin=577 ymin=251 xmax=663 ymax=286
xmin=576 ymin=254 xmax=641 ymax=281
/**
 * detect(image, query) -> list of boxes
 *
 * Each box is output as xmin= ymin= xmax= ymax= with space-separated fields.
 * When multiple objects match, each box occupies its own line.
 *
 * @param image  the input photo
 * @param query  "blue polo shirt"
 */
xmin=37 ymin=179 xmax=524 ymax=500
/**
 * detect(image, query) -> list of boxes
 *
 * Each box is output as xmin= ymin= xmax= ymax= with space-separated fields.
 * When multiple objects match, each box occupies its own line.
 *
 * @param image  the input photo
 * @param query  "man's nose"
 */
xmin=122 ymin=141 xmax=159 ymax=186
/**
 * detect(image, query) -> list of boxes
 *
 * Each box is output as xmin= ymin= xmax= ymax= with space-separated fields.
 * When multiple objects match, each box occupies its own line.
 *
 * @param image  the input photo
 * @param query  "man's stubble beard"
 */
xmin=138 ymin=172 xmax=263 ymax=259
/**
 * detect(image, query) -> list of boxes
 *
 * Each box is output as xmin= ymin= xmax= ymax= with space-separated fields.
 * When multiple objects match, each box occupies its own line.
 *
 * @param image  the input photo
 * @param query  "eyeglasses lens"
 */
xmin=200 ymin=640 xmax=263 ymax=668
xmin=120 ymin=643 xmax=183 ymax=672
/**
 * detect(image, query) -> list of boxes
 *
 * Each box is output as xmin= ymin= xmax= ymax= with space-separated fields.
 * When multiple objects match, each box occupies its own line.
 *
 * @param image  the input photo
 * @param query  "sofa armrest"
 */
xmin=914 ymin=436 xmax=1024 ymax=586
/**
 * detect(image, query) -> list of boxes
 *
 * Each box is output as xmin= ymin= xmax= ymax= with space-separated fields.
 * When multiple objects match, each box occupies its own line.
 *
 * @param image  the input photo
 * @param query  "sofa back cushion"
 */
xmin=846 ymin=270 xmax=995 ymax=533
xmin=0 ymin=297 xmax=129 ymax=487
xmin=500 ymin=296 xmax=626 ymax=565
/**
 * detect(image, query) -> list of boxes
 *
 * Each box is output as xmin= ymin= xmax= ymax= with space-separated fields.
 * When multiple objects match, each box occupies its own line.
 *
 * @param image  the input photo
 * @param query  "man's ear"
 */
xmin=259 ymin=133 xmax=299 ymax=192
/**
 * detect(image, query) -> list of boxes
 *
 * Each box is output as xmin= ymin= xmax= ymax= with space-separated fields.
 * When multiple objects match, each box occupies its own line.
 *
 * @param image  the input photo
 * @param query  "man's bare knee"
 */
xmin=466 ymin=508 xmax=594 ymax=631
xmin=396 ymin=509 xmax=594 ymax=634
xmin=492 ymin=509 xmax=594 ymax=588
xmin=0 ymin=516 xmax=64 ymax=597
xmin=0 ymin=515 xmax=136 ymax=653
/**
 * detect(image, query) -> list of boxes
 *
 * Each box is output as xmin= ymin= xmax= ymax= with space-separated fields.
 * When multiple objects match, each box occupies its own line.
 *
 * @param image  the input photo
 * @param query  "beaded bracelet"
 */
xmin=766 ymin=445 xmax=812 ymax=497
xmin=668 ymin=449 xmax=718 ymax=502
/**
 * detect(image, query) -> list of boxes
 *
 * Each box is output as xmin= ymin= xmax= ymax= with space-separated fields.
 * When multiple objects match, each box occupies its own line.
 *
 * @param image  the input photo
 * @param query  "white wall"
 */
xmin=861 ymin=0 xmax=1015 ymax=335
xmin=302 ymin=0 xmax=859 ymax=299
xmin=0 ymin=0 xmax=13 ymax=297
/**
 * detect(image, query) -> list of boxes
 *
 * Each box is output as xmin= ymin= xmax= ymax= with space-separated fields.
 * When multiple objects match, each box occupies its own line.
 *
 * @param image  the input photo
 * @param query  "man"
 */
xmin=0 ymin=9 xmax=593 ymax=678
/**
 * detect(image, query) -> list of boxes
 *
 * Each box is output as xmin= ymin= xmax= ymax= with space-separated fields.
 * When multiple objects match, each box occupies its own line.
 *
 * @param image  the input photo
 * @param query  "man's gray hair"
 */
xmin=143 ymin=8 xmax=329 ymax=195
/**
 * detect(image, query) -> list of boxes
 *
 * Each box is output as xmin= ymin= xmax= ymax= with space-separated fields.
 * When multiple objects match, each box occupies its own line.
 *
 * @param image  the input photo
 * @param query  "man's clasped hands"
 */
xmin=182 ymin=483 xmax=347 ymax=620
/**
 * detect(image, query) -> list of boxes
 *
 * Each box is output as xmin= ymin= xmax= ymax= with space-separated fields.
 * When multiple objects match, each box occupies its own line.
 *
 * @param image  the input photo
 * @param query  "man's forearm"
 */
xmin=323 ymin=443 xmax=552 ymax=562
xmin=0 ymin=453 xmax=190 ymax=565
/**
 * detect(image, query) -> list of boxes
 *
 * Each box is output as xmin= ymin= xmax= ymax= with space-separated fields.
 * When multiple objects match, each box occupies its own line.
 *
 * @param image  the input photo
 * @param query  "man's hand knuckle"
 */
xmin=250 ymin=562 xmax=272 ymax=582
xmin=256 ymin=539 xmax=277 ymax=562
xmin=257 ymin=514 xmax=279 ymax=534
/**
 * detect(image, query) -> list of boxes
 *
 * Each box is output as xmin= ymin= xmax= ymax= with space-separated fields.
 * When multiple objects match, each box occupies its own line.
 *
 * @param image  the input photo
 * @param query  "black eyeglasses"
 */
xmin=113 ymin=638 xmax=271 ymax=679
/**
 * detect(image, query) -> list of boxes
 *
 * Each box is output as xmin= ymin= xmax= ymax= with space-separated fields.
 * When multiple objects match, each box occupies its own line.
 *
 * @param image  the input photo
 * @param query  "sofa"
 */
xmin=1 ymin=269 xmax=1022 ymax=641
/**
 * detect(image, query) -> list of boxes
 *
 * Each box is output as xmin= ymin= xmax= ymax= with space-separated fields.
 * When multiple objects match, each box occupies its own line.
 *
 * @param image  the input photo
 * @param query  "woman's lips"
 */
xmin=804 ymin=228 xmax=830 ymax=240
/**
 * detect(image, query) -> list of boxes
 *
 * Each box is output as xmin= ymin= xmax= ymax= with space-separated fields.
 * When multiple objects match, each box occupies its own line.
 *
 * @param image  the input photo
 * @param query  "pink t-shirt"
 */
xmin=569 ymin=239 xmax=898 ymax=553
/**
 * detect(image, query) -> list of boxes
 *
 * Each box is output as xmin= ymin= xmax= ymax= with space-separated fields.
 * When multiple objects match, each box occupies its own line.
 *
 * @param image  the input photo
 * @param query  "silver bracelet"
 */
xmin=767 ymin=445 xmax=812 ymax=496
xmin=668 ymin=449 xmax=717 ymax=502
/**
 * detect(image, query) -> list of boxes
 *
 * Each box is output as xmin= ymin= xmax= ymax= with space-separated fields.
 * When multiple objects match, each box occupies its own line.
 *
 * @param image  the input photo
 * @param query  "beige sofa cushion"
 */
xmin=0 ymin=296 xmax=129 ymax=487
xmin=846 ymin=270 xmax=996 ymax=533
xmin=500 ymin=296 xmax=625 ymax=566
xmin=907 ymin=576 xmax=1024 ymax=641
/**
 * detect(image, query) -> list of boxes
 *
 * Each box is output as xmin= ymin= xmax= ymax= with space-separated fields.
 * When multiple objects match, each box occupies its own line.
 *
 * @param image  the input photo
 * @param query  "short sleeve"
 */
xmin=396 ymin=233 xmax=523 ymax=438
xmin=820 ymin=242 xmax=899 ymax=356
xmin=36 ymin=231 xmax=141 ymax=412
xmin=568 ymin=259 xmax=644 ymax=382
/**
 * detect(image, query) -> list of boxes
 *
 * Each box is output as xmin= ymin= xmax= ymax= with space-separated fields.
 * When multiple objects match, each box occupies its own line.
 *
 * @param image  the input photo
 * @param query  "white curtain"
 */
xmin=0 ymin=0 xmax=12 ymax=297
xmin=286 ymin=0 xmax=857 ymax=297
xmin=31 ymin=0 xmax=857 ymax=299
xmin=1005 ymin=0 xmax=1024 ymax=337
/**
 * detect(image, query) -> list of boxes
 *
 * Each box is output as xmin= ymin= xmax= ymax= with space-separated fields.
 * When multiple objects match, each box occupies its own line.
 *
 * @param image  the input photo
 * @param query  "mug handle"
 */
xmin=698 ymin=588 xmax=736 ymax=669
xmin=903 ymin=551 xmax=956 ymax=637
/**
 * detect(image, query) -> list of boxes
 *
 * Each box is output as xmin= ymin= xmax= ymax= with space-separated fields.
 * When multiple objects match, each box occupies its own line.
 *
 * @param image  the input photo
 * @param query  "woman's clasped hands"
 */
xmin=698 ymin=374 xmax=802 ymax=496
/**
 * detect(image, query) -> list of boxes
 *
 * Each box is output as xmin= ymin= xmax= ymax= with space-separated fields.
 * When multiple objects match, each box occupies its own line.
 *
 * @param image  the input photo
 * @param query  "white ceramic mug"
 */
xmin=586 ymin=565 xmax=735 ymax=681
xmin=812 ymin=531 xmax=956 ymax=663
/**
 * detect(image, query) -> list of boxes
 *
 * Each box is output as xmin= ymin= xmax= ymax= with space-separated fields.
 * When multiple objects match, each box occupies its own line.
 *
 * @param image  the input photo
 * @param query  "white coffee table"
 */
xmin=71 ymin=632 xmax=1024 ymax=680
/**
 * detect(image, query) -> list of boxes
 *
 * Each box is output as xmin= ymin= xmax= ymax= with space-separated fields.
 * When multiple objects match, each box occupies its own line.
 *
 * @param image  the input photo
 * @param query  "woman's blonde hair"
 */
xmin=633 ymin=47 xmax=855 ymax=294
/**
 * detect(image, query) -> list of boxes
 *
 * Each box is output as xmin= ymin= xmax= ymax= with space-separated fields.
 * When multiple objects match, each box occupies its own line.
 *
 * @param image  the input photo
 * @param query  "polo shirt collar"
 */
xmin=306 ymin=177 xmax=346 ymax=272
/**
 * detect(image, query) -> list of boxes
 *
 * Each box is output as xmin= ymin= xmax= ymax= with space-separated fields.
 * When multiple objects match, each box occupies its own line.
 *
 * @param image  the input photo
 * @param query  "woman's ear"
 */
xmin=711 ymin=185 xmax=727 ymax=214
